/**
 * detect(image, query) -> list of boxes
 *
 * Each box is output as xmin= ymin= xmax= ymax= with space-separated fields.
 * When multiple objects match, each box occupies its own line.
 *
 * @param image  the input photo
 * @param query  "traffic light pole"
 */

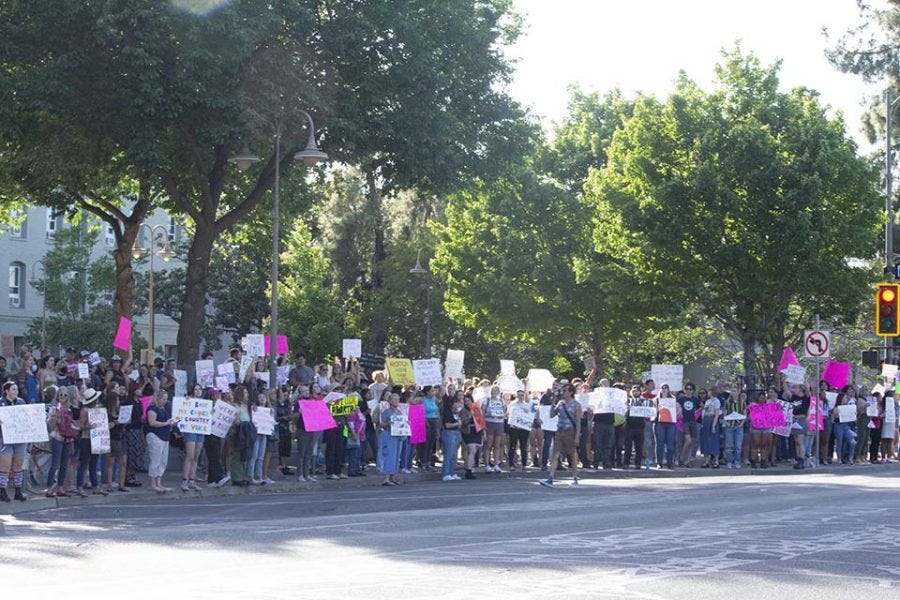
xmin=814 ymin=314 xmax=820 ymax=468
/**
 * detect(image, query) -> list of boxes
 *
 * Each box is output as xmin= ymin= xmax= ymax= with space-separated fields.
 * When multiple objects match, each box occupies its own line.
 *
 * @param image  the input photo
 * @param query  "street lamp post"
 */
xmin=28 ymin=260 xmax=46 ymax=351
xmin=885 ymin=88 xmax=900 ymax=278
xmin=229 ymin=110 xmax=328 ymax=388
xmin=410 ymin=248 xmax=432 ymax=357
xmin=131 ymin=224 xmax=176 ymax=363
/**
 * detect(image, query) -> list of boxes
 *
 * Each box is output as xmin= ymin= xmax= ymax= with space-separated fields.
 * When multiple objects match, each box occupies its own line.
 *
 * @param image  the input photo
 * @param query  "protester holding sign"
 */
xmin=786 ymin=384 xmax=812 ymax=469
xmin=73 ymin=388 xmax=106 ymax=498
xmin=440 ymin=396 xmax=463 ymax=481
xmin=677 ymin=384 xmax=701 ymax=467
xmin=481 ymin=385 xmax=506 ymax=473
xmin=44 ymin=386 xmax=73 ymax=497
xmin=0 ymin=381 xmax=28 ymax=501
xmin=248 ymin=393 xmax=273 ymax=485
xmin=378 ymin=393 xmax=403 ymax=485
xmin=104 ymin=382 xmax=129 ymax=493
xmin=654 ymin=383 xmax=677 ymax=470
xmin=699 ymin=391 xmax=721 ymax=468
xmin=228 ymin=385 xmax=254 ymax=487
xmin=460 ymin=395 xmax=482 ymax=479
xmin=540 ymin=383 xmax=582 ymax=487
xmin=722 ymin=390 xmax=748 ymax=469
xmin=625 ymin=385 xmax=652 ymax=469
xmin=145 ymin=389 xmax=174 ymax=493
xmin=832 ymin=387 xmax=859 ymax=465
xmin=507 ymin=390 xmax=532 ymax=471
xmin=126 ymin=365 xmax=157 ymax=486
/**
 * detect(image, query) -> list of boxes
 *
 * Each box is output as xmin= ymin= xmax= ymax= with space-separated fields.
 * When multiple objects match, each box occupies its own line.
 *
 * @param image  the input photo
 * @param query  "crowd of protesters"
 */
xmin=0 ymin=343 xmax=898 ymax=502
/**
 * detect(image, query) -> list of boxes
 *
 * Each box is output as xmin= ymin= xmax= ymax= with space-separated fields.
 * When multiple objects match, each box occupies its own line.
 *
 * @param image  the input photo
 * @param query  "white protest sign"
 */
xmin=836 ymin=404 xmax=856 ymax=423
xmin=500 ymin=360 xmax=516 ymax=376
xmin=526 ymin=369 xmax=555 ymax=395
xmin=508 ymin=404 xmax=533 ymax=431
xmin=215 ymin=376 xmax=230 ymax=391
xmin=251 ymin=406 xmax=276 ymax=436
xmin=322 ymin=392 xmax=346 ymax=404
xmin=824 ymin=392 xmax=838 ymax=410
xmin=871 ymin=383 xmax=886 ymax=396
xmin=238 ymin=356 xmax=253 ymax=382
xmin=117 ymin=404 xmax=133 ymax=425
xmin=781 ymin=364 xmax=806 ymax=385
xmin=882 ymin=363 xmax=899 ymax=381
xmin=173 ymin=369 xmax=188 ymax=396
xmin=724 ymin=412 xmax=745 ymax=421
xmin=472 ymin=386 xmax=488 ymax=402
xmin=583 ymin=356 xmax=597 ymax=372
xmin=884 ymin=398 xmax=896 ymax=424
xmin=254 ymin=371 xmax=270 ymax=386
xmin=575 ymin=393 xmax=592 ymax=412
xmin=246 ymin=334 xmax=265 ymax=358
xmin=88 ymin=408 xmax=110 ymax=454
xmin=651 ymin=364 xmax=683 ymax=392
xmin=277 ymin=365 xmax=289 ymax=386
xmin=209 ymin=401 xmax=237 ymax=438
xmin=628 ymin=404 xmax=656 ymax=419
xmin=497 ymin=375 xmax=521 ymax=394
xmin=0 ymin=404 xmax=49 ymax=444
xmin=867 ymin=400 xmax=879 ymax=417
xmin=342 ymin=339 xmax=362 ymax=359
xmin=657 ymin=397 xmax=677 ymax=423
xmin=172 ymin=397 xmax=213 ymax=435
xmin=217 ymin=362 xmax=236 ymax=383
xmin=590 ymin=387 xmax=628 ymax=415
xmin=538 ymin=405 xmax=558 ymax=431
xmin=88 ymin=352 xmax=101 ymax=366
xmin=412 ymin=359 xmax=443 ymax=387
xmin=444 ymin=349 xmax=465 ymax=380
xmin=195 ymin=360 xmax=215 ymax=388
xmin=78 ymin=362 xmax=89 ymax=380
xmin=390 ymin=412 xmax=411 ymax=436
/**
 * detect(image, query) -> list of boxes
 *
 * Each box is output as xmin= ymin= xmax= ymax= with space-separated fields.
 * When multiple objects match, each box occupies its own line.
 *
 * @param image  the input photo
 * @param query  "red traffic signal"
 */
xmin=876 ymin=283 xmax=900 ymax=336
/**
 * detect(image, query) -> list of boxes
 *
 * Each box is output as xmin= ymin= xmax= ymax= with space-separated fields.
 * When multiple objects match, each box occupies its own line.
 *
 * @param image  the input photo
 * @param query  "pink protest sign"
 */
xmin=298 ymin=400 xmax=337 ymax=432
xmin=778 ymin=347 xmax=800 ymax=371
xmin=808 ymin=396 xmax=824 ymax=431
xmin=140 ymin=395 xmax=153 ymax=419
xmin=749 ymin=403 xmax=786 ymax=429
xmin=822 ymin=360 xmax=850 ymax=389
xmin=113 ymin=316 xmax=132 ymax=351
xmin=409 ymin=403 xmax=426 ymax=444
xmin=264 ymin=335 xmax=289 ymax=355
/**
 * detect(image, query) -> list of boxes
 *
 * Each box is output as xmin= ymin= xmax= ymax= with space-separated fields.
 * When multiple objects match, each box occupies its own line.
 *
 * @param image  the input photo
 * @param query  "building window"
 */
xmin=168 ymin=216 xmax=177 ymax=242
xmin=8 ymin=210 xmax=25 ymax=238
xmin=8 ymin=262 xmax=24 ymax=308
xmin=46 ymin=209 xmax=60 ymax=238
xmin=105 ymin=223 xmax=116 ymax=247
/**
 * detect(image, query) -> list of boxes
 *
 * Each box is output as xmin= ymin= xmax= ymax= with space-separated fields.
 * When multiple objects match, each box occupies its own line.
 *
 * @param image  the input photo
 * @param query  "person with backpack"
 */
xmin=539 ymin=383 xmax=583 ymax=487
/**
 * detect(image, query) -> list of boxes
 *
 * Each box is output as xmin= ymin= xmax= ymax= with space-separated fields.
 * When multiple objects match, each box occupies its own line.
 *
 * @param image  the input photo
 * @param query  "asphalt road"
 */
xmin=3 ymin=470 xmax=899 ymax=599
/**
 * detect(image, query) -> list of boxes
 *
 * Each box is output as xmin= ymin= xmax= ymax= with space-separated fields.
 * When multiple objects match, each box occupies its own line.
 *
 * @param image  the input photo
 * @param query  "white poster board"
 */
xmin=508 ymin=404 xmax=533 ymax=431
xmin=590 ymin=387 xmax=628 ymax=414
xmin=526 ymin=369 xmax=555 ymax=395
xmin=173 ymin=369 xmax=188 ymax=397
xmin=651 ymin=364 xmax=684 ymax=392
xmin=117 ymin=404 xmax=133 ymax=425
xmin=246 ymin=334 xmax=265 ymax=358
xmin=342 ymin=339 xmax=362 ymax=359
xmin=215 ymin=376 xmax=230 ymax=391
xmin=77 ymin=362 xmax=90 ymax=380
xmin=781 ymin=364 xmax=806 ymax=385
xmin=629 ymin=404 xmax=656 ymax=419
xmin=251 ymin=406 xmax=276 ymax=436
xmin=390 ymin=412 xmax=411 ymax=436
xmin=882 ymin=363 xmax=898 ymax=381
xmin=238 ymin=356 xmax=253 ymax=382
xmin=497 ymin=375 xmax=521 ymax=394
xmin=538 ymin=405 xmax=558 ymax=432
xmin=836 ymin=404 xmax=857 ymax=423
xmin=657 ymin=397 xmax=677 ymax=423
xmin=0 ymin=404 xmax=49 ymax=444
xmin=412 ymin=359 xmax=443 ymax=387
xmin=217 ymin=362 xmax=236 ymax=383
xmin=88 ymin=408 xmax=110 ymax=454
xmin=444 ymin=349 xmax=465 ymax=380
xmin=209 ymin=401 xmax=237 ymax=438
xmin=195 ymin=360 xmax=215 ymax=388
xmin=172 ymin=397 xmax=213 ymax=435
xmin=500 ymin=360 xmax=516 ymax=376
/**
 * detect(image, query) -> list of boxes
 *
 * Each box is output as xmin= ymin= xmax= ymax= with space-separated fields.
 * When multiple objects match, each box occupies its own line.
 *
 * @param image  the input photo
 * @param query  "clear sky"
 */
xmin=507 ymin=0 xmax=887 ymax=149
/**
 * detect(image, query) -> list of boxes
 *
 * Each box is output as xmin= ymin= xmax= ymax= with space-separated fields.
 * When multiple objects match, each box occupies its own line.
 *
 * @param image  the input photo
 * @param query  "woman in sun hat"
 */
xmin=74 ymin=387 xmax=107 ymax=497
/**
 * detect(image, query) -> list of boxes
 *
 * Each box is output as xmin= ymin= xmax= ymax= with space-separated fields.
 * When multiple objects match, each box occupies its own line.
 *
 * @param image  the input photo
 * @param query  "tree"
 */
xmin=586 ymin=49 xmax=882 ymax=385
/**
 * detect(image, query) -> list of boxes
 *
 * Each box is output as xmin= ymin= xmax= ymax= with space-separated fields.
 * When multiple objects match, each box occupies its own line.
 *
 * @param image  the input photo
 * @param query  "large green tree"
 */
xmin=587 ymin=50 xmax=881 ymax=385
xmin=0 ymin=1 xmax=528 ymax=368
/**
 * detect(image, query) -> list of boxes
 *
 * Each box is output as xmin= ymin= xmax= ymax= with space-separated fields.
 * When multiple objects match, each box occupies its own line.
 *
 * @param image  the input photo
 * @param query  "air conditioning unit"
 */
xmin=9 ymin=295 xmax=20 ymax=307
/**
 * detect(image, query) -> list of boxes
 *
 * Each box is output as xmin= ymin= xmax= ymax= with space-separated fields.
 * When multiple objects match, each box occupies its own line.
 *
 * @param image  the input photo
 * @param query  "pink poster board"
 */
xmin=298 ymin=400 xmax=337 ymax=432
xmin=264 ymin=335 xmax=290 ymax=355
xmin=821 ymin=361 xmax=850 ymax=389
xmin=113 ymin=316 xmax=132 ymax=351
xmin=749 ymin=402 xmax=786 ymax=429
xmin=778 ymin=347 xmax=800 ymax=371
xmin=409 ymin=403 xmax=426 ymax=444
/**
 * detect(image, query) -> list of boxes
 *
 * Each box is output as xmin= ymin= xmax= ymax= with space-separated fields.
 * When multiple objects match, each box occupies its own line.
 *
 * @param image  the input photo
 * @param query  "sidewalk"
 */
xmin=4 ymin=460 xmax=895 ymax=516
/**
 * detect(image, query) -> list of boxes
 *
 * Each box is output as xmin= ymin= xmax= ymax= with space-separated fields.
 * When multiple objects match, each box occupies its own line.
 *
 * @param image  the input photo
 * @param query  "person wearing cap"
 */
xmin=0 ymin=381 xmax=29 ymax=501
xmin=74 ymin=387 xmax=108 ymax=497
xmin=624 ymin=384 xmax=651 ymax=469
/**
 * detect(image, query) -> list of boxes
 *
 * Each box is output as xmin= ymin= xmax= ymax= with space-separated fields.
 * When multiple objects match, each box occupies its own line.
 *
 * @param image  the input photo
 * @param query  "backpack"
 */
xmin=58 ymin=406 xmax=81 ymax=440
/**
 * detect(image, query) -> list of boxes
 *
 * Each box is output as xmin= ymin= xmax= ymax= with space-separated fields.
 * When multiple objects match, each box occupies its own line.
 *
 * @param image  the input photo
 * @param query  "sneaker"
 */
xmin=570 ymin=478 xmax=579 ymax=486
xmin=217 ymin=475 xmax=230 ymax=487
xmin=484 ymin=466 xmax=493 ymax=474
xmin=189 ymin=481 xmax=202 ymax=491
xmin=307 ymin=476 xmax=318 ymax=482
xmin=494 ymin=466 xmax=504 ymax=473
xmin=338 ymin=473 xmax=348 ymax=479
xmin=327 ymin=474 xmax=340 ymax=480
xmin=298 ymin=475 xmax=308 ymax=482
xmin=734 ymin=463 xmax=741 ymax=470
xmin=726 ymin=463 xmax=733 ymax=469
xmin=181 ymin=481 xmax=190 ymax=491
xmin=264 ymin=478 xmax=276 ymax=485
xmin=539 ymin=478 xmax=554 ymax=488
xmin=442 ymin=475 xmax=454 ymax=481
xmin=451 ymin=474 xmax=462 ymax=480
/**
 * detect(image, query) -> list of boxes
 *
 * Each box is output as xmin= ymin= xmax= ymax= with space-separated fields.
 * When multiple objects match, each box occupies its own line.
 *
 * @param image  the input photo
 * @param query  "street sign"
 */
xmin=804 ymin=330 xmax=831 ymax=359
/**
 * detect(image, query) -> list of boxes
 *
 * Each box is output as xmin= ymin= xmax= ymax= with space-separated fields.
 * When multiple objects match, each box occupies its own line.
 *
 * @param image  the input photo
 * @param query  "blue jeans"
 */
xmin=655 ymin=423 xmax=676 ymax=467
xmin=347 ymin=444 xmax=362 ymax=475
xmin=47 ymin=438 xmax=70 ymax=488
xmin=441 ymin=430 xmax=461 ymax=477
xmin=724 ymin=427 xmax=744 ymax=466
xmin=249 ymin=434 xmax=267 ymax=479
xmin=833 ymin=422 xmax=857 ymax=463
xmin=541 ymin=430 xmax=555 ymax=468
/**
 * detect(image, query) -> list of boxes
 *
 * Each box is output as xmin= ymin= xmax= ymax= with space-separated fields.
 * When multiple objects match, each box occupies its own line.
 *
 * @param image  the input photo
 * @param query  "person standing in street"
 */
xmin=540 ymin=383 xmax=582 ymax=487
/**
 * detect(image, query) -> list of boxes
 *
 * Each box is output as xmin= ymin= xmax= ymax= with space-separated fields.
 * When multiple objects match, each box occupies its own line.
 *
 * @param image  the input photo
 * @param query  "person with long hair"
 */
xmin=749 ymin=390 xmax=773 ymax=468
xmin=460 ymin=395 xmax=482 ymax=479
xmin=103 ymin=382 xmax=129 ymax=492
xmin=480 ymin=385 xmax=506 ymax=473
xmin=145 ymin=389 xmax=174 ymax=493
xmin=832 ymin=385 xmax=859 ymax=465
xmin=228 ymin=385 xmax=252 ymax=487
xmin=0 ymin=381 xmax=29 ymax=501
xmin=654 ymin=383 xmax=677 ymax=470
xmin=44 ymin=386 xmax=73 ymax=497
xmin=179 ymin=383 xmax=206 ymax=491
xmin=440 ymin=395 xmax=463 ymax=481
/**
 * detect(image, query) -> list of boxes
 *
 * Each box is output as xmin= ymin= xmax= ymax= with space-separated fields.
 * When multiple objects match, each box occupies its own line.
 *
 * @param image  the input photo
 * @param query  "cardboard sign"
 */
xmin=824 ymin=392 xmax=838 ymax=410
xmin=264 ymin=335 xmax=289 ymax=355
xmin=390 ymin=412 xmax=411 ymax=437
xmin=500 ymin=360 xmax=516 ymax=376
xmin=538 ymin=405 xmax=558 ymax=431
xmin=651 ymin=364 xmax=683 ymax=392
xmin=117 ymin=404 xmax=133 ymax=425
xmin=209 ymin=401 xmax=237 ymax=438
xmin=195 ymin=360 xmax=215 ymax=388
xmin=88 ymin=352 xmax=101 ymax=366
xmin=882 ymin=363 xmax=898 ymax=381
xmin=217 ymin=362 xmax=236 ymax=383
xmin=656 ymin=397 xmax=677 ymax=423
xmin=497 ymin=374 xmax=521 ymax=394
xmin=214 ymin=376 xmax=229 ymax=391
xmin=821 ymin=360 xmax=850 ymax=389
xmin=251 ymin=406 xmax=276 ymax=436
xmin=471 ymin=402 xmax=486 ymax=432
xmin=238 ymin=356 xmax=253 ymax=382
xmin=88 ymin=408 xmax=110 ymax=454
xmin=0 ymin=404 xmax=49 ymax=444
xmin=526 ymin=369 xmax=555 ymax=395
xmin=444 ymin=349 xmax=465 ymax=380
xmin=867 ymin=400 xmax=879 ymax=418
xmin=77 ymin=362 xmax=90 ymax=380
xmin=387 ymin=358 xmax=415 ymax=386
xmin=113 ymin=316 xmax=132 ymax=351
xmin=298 ymin=400 xmax=337 ymax=432
xmin=508 ymin=403 xmax=533 ymax=431
xmin=412 ymin=358 xmax=443 ymax=387
xmin=246 ymin=334 xmax=265 ymax=358
xmin=777 ymin=347 xmax=800 ymax=371
xmin=342 ymin=339 xmax=362 ymax=359
xmin=172 ymin=397 xmax=213 ymax=435
xmin=277 ymin=365 xmax=289 ymax=386
xmin=836 ymin=404 xmax=857 ymax=423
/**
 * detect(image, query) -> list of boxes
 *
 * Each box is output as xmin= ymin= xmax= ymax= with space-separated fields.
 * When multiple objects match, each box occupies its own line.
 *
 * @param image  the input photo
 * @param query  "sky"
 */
xmin=507 ymin=0 xmax=888 ymax=149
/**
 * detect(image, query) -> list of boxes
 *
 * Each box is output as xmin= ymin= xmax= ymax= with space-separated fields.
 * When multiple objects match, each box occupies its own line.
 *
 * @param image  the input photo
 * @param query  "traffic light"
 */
xmin=876 ymin=283 xmax=900 ymax=336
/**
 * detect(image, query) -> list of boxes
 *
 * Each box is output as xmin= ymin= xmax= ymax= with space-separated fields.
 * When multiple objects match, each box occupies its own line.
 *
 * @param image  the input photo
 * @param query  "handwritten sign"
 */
xmin=77 ymin=362 xmax=89 ymax=380
xmin=246 ymin=334 xmax=265 ymax=358
xmin=117 ymin=404 xmax=133 ymax=425
xmin=113 ymin=316 xmax=132 ymax=351
xmin=88 ymin=352 xmax=102 ymax=366
xmin=88 ymin=408 xmax=110 ymax=454
xmin=538 ymin=405 xmax=558 ymax=431
xmin=195 ymin=360 xmax=214 ymax=388
xmin=215 ymin=376 xmax=230 ymax=391
xmin=749 ymin=403 xmax=786 ymax=429
xmin=882 ymin=363 xmax=898 ymax=381
xmin=387 ymin=358 xmax=415 ymax=386
xmin=217 ymin=362 xmax=236 ymax=383
xmin=508 ymin=404 xmax=534 ymax=430
xmin=500 ymin=360 xmax=516 ymax=376
xmin=836 ymin=404 xmax=857 ymax=423
xmin=412 ymin=359 xmax=443 ymax=387
xmin=657 ymin=397 xmax=677 ymax=423
xmin=329 ymin=393 xmax=359 ymax=417
xmin=526 ymin=369 xmax=555 ymax=395
xmin=172 ymin=397 xmax=213 ymax=435
xmin=209 ymin=401 xmax=237 ymax=438
xmin=251 ymin=406 xmax=276 ymax=436
xmin=444 ymin=349 xmax=465 ymax=380
xmin=824 ymin=392 xmax=838 ymax=410
xmin=821 ymin=360 xmax=851 ymax=389
xmin=651 ymin=364 xmax=683 ymax=392
xmin=781 ymin=364 xmax=806 ymax=385
xmin=772 ymin=402 xmax=794 ymax=437
xmin=298 ymin=400 xmax=337 ymax=432
xmin=629 ymin=404 xmax=656 ymax=419
xmin=390 ymin=412 xmax=411 ymax=436
xmin=590 ymin=387 xmax=628 ymax=414
xmin=497 ymin=375 xmax=521 ymax=394
xmin=264 ymin=334 xmax=289 ymax=355
xmin=238 ymin=356 xmax=252 ymax=382
xmin=173 ymin=369 xmax=187 ymax=396
xmin=0 ymin=404 xmax=49 ymax=444
xmin=471 ymin=402 xmax=486 ymax=432
xmin=342 ymin=338 xmax=362 ymax=359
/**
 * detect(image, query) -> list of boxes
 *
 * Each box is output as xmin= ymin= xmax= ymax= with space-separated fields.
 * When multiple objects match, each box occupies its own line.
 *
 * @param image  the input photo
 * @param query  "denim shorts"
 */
xmin=0 ymin=442 xmax=27 ymax=457
xmin=182 ymin=432 xmax=205 ymax=444
xmin=484 ymin=421 xmax=505 ymax=437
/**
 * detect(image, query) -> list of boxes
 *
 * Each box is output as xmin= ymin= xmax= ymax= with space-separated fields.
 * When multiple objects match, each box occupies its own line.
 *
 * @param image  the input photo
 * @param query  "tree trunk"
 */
xmin=175 ymin=223 xmax=215 ymax=368
xmin=366 ymin=168 xmax=387 ymax=350
xmin=112 ymin=221 xmax=141 ymax=322
xmin=741 ymin=336 xmax=759 ymax=392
